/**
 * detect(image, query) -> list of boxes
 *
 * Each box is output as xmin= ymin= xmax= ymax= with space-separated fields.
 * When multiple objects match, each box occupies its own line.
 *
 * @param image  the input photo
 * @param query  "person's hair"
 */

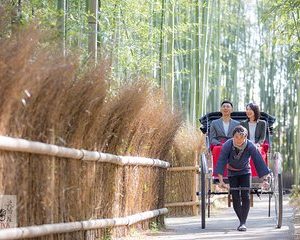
xmin=246 ymin=102 xmax=260 ymax=121
xmin=233 ymin=125 xmax=248 ymax=136
xmin=220 ymin=100 xmax=233 ymax=108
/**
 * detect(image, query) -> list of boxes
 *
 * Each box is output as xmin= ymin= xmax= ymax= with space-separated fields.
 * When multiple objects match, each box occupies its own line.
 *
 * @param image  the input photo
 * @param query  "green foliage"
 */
xmin=3 ymin=0 xmax=298 ymax=182
xmin=97 ymin=0 xmax=164 ymax=80
xmin=290 ymin=185 xmax=300 ymax=208
xmin=150 ymin=220 xmax=161 ymax=232
xmin=143 ymin=183 xmax=149 ymax=193
xmin=262 ymin=0 xmax=300 ymax=68
xmin=101 ymin=234 xmax=112 ymax=240
xmin=21 ymin=1 xmax=58 ymax=28
xmin=260 ymin=0 xmax=300 ymax=182
xmin=291 ymin=185 xmax=300 ymax=199
xmin=18 ymin=0 xmax=90 ymax=56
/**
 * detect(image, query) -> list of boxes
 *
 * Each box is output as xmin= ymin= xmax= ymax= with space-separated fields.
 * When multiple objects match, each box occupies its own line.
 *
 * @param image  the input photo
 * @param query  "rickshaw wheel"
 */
xmin=272 ymin=172 xmax=283 ymax=228
xmin=207 ymin=176 xmax=211 ymax=218
xmin=270 ymin=152 xmax=283 ymax=229
xmin=200 ymin=153 xmax=208 ymax=229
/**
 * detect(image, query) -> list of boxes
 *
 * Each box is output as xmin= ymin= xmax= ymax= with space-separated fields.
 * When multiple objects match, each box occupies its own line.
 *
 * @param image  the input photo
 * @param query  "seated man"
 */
xmin=209 ymin=100 xmax=240 ymax=148
xmin=209 ymin=100 xmax=240 ymax=178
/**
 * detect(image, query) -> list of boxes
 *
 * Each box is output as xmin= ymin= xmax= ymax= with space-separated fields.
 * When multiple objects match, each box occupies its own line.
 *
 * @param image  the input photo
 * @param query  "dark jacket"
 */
xmin=214 ymin=139 xmax=270 ymax=177
xmin=209 ymin=118 xmax=240 ymax=146
xmin=240 ymin=119 xmax=266 ymax=145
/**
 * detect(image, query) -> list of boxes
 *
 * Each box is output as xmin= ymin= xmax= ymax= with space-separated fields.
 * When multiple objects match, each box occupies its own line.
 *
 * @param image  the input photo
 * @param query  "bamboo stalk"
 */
xmin=57 ymin=0 xmax=66 ymax=56
xmin=296 ymin=73 xmax=300 ymax=185
xmin=87 ymin=0 xmax=98 ymax=63
xmin=0 ymin=208 xmax=168 ymax=239
xmin=0 ymin=136 xmax=170 ymax=168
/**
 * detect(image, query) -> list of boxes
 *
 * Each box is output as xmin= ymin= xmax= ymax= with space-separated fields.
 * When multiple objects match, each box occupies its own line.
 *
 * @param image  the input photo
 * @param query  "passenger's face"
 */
xmin=220 ymin=103 xmax=233 ymax=117
xmin=233 ymin=133 xmax=247 ymax=147
xmin=246 ymin=106 xmax=255 ymax=119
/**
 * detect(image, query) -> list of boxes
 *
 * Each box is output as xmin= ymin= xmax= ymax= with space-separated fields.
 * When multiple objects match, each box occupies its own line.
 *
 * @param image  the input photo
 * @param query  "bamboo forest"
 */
xmin=0 ymin=0 xmax=299 ymax=239
xmin=13 ymin=0 xmax=298 ymax=184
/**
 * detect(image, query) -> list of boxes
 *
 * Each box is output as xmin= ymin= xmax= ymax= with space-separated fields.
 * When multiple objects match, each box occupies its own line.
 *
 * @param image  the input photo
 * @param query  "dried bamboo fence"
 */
xmin=165 ymin=126 xmax=205 ymax=216
xmin=0 ymin=136 xmax=169 ymax=239
xmin=164 ymin=130 xmax=204 ymax=216
xmin=165 ymin=154 xmax=200 ymax=216
xmin=0 ymin=209 xmax=168 ymax=239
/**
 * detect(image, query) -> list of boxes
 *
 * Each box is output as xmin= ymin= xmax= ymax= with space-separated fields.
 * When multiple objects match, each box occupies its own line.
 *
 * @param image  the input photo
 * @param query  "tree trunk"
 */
xmin=11 ymin=0 xmax=22 ymax=32
xmin=57 ymin=0 xmax=67 ymax=56
xmin=87 ymin=0 xmax=98 ymax=63
xmin=159 ymin=0 xmax=166 ymax=87
xmin=296 ymin=73 xmax=300 ymax=184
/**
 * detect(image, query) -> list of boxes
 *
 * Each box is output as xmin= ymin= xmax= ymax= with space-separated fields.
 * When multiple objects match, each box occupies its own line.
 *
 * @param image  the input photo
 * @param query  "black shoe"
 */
xmin=237 ymin=224 xmax=247 ymax=231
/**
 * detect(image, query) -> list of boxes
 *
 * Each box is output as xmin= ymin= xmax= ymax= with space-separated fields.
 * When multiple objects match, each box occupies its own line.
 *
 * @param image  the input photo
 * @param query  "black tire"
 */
xmin=207 ymin=177 xmax=211 ymax=218
xmin=201 ymin=154 xmax=207 ymax=229
xmin=268 ymin=194 xmax=271 ymax=217
xmin=270 ymin=152 xmax=283 ymax=228
xmin=275 ymin=173 xmax=283 ymax=228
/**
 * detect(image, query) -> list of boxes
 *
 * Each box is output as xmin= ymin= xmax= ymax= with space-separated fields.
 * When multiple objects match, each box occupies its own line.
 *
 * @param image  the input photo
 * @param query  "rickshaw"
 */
xmin=198 ymin=111 xmax=283 ymax=229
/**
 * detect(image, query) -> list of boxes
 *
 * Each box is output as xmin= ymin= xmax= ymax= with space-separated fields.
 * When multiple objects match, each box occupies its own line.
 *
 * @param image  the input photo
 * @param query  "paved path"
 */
xmin=121 ymin=195 xmax=295 ymax=240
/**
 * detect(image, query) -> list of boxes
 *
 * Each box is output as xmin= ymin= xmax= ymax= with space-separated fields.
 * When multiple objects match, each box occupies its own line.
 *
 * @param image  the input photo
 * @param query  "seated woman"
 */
xmin=240 ymin=102 xmax=268 ymax=176
xmin=240 ymin=103 xmax=266 ymax=146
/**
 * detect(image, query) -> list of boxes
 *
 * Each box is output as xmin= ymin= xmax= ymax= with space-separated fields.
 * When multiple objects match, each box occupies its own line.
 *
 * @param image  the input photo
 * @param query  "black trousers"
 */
xmin=228 ymin=173 xmax=250 ymax=225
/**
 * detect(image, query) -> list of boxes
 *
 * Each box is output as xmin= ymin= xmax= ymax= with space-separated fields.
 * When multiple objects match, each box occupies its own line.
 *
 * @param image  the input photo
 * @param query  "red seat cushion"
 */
xmin=212 ymin=145 xmax=227 ymax=178
xmin=251 ymin=143 xmax=268 ymax=177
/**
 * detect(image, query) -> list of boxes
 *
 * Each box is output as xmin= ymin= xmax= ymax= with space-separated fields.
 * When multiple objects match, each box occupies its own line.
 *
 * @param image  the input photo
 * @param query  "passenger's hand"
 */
xmin=262 ymin=180 xmax=269 ymax=190
xmin=261 ymin=175 xmax=270 ymax=190
xmin=218 ymin=181 xmax=228 ymax=189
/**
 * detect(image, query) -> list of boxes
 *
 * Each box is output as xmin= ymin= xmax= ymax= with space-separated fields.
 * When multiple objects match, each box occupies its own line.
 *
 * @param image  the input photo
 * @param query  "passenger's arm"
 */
xmin=209 ymin=122 xmax=221 ymax=146
xmin=257 ymin=121 xmax=266 ymax=145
